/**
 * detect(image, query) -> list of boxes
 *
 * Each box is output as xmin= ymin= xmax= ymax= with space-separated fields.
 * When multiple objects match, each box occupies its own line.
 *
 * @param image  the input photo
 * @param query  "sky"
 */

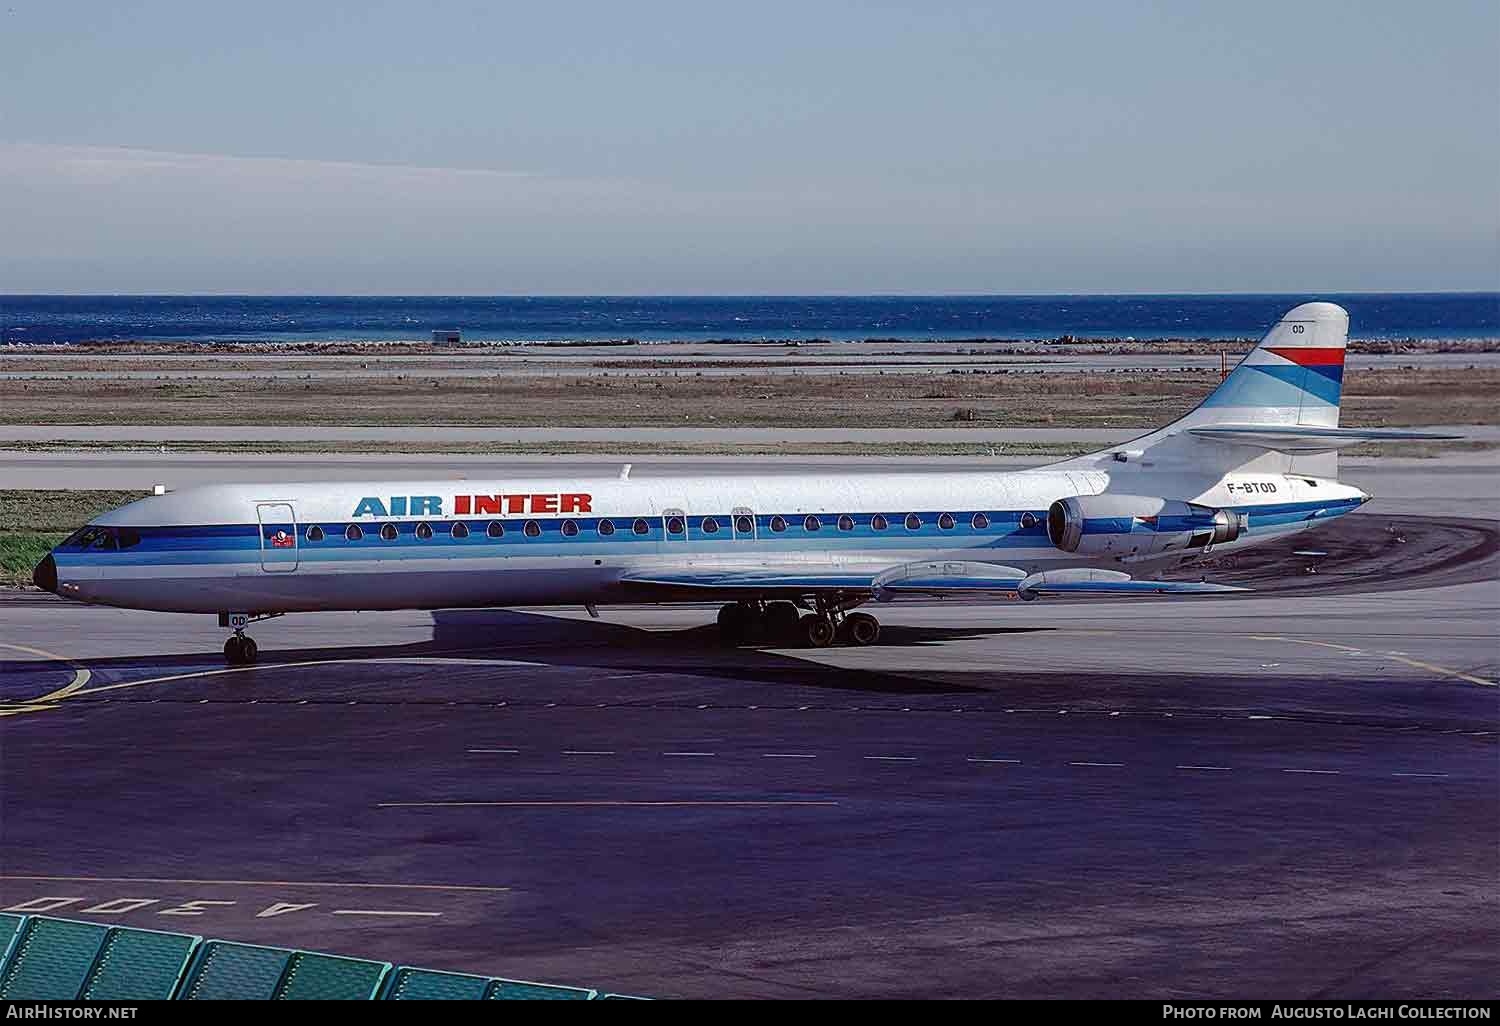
xmin=0 ymin=0 xmax=1496 ymax=294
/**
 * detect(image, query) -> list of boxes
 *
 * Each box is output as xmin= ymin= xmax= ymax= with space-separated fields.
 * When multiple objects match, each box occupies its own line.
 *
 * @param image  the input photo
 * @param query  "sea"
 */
xmin=0 ymin=293 xmax=1495 ymax=345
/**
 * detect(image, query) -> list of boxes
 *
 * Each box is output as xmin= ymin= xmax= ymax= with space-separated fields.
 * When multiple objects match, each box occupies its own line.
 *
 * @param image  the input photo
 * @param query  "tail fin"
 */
xmin=1054 ymin=301 xmax=1459 ymax=481
xmin=1188 ymin=301 xmax=1348 ymax=429
xmin=1051 ymin=302 xmax=1352 ymax=479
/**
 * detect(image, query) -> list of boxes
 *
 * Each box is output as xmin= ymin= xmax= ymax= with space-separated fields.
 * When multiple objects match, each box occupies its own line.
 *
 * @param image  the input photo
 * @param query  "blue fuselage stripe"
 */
xmin=52 ymin=499 xmax=1361 ymax=568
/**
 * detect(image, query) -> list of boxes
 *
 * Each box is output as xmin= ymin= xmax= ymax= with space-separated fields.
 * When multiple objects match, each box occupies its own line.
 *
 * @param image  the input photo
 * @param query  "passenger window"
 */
xmin=938 ymin=513 xmax=955 ymax=530
xmin=971 ymin=512 xmax=990 ymax=530
xmin=904 ymin=513 xmax=922 ymax=531
xmin=1020 ymin=512 xmax=1038 ymax=529
xmin=345 ymin=524 xmax=363 ymax=541
xmin=306 ymin=525 xmax=325 ymax=542
xmin=599 ymin=519 xmax=616 ymax=536
xmin=803 ymin=515 xmax=821 ymax=532
xmin=452 ymin=522 xmax=470 ymax=539
xmin=561 ymin=520 xmax=579 ymax=537
xmin=735 ymin=515 xmax=753 ymax=535
xmin=770 ymin=515 xmax=787 ymax=533
xmin=415 ymin=522 xmax=434 ymax=540
xmin=871 ymin=514 xmax=889 ymax=531
xmin=487 ymin=521 xmax=505 ymax=538
xmin=838 ymin=515 xmax=854 ymax=531
xmin=632 ymin=518 xmax=650 ymax=535
xmin=701 ymin=517 xmax=720 ymax=534
xmin=380 ymin=523 xmax=398 ymax=541
xmin=666 ymin=516 xmax=685 ymax=535
xmin=524 ymin=520 xmax=542 ymax=538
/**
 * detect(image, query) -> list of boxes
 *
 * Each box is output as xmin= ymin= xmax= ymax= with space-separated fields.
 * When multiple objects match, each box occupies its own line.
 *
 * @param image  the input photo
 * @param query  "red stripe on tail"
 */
xmin=1264 ymin=346 xmax=1345 ymax=367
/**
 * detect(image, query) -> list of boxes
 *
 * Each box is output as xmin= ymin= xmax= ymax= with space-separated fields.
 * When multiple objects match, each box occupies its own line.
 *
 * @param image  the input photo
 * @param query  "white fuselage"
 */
xmin=49 ymin=466 xmax=1364 ymax=614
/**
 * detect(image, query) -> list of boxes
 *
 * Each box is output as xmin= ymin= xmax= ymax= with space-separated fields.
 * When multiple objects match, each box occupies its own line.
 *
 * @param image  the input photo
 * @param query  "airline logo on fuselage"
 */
xmin=351 ymin=493 xmax=593 ymax=518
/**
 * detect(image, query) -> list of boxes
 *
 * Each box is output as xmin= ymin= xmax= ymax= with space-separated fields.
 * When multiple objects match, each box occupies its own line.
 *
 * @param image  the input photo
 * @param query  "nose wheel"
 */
xmin=224 ymin=633 xmax=258 ymax=665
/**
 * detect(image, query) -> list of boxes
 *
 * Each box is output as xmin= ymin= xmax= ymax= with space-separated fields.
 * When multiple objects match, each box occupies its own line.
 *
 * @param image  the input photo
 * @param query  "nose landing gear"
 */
xmin=224 ymin=633 xmax=258 ymax=665
xmin=218 ymin=611 xmax=281 ymax=665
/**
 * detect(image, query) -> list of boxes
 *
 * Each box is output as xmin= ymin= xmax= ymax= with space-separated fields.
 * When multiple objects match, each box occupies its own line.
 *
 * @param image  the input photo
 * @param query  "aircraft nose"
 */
xmin=32 ymin=553 xmax=57 ymax=593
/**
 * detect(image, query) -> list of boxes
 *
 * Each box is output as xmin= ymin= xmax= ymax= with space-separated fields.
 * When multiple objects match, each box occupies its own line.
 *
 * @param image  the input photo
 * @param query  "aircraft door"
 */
xmin=662 ymin=507 xmax=689 ymax=543
xmin=732 ymin=507 xmax=756 ymax=541
xmin=256 ymin=502 xmax=299 ymax=572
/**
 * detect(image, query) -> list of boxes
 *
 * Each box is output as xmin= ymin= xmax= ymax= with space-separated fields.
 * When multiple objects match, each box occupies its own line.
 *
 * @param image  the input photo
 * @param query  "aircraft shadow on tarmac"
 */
xmin=5 ymin=605 xmax=1497 ymax=724
xmin=1 ymin=608 xmax=1039 ymax=698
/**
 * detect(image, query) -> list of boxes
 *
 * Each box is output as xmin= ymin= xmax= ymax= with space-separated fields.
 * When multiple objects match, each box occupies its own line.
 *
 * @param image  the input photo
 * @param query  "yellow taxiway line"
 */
xmin=1250 ymin=634 xmax=1496 ymax=688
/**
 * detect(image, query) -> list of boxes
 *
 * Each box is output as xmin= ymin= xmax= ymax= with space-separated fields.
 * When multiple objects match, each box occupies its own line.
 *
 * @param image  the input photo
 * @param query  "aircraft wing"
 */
xmin=1186 ymin=425 xmax=1462 ymax=453
xmin=619 ymin=562 xmax=1246 ymax=601
xmin=618 ymin=566 xmax=882 ymax=593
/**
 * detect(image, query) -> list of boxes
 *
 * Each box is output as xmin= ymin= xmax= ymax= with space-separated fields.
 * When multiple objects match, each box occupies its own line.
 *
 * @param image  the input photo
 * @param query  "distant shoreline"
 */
xmin=4 ymin=336 xmax=1498 ymax=356
xmin=3 ymin=293 xmax=1494 ymax=347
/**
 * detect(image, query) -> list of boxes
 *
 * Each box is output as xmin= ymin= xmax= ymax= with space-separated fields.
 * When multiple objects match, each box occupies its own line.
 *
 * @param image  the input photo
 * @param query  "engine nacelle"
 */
xmin=1046 ymin=494 xmax=1246 ymax=558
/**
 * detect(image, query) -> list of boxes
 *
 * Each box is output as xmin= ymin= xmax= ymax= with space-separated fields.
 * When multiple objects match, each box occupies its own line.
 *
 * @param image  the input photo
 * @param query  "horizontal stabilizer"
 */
xmin=1186 ymin=425 xmax=1462 ymax=454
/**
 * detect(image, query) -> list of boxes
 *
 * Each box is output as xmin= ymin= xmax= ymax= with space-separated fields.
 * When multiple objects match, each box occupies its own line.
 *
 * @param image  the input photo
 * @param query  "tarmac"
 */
xmin=1 ymin=498 xmax=1496 ymax=997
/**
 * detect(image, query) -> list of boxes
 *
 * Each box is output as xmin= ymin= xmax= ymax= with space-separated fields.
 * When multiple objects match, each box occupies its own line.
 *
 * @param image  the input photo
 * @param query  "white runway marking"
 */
xmin=966 ymin=758 xmax=1021 ymax=764
xmin=1069 ymin=761 xmax=1124 ymax=768
xmin=70 ymin=656 xmax=545 ymax=698
xmin=377 ymin=800 xmax=840 ymax=808
xmin=468 ymin=748 xmax=520 ymax=754
xmin=1392 ymin=772 xmax=1451 ymax=779
xmin=331 ymin=909 xmax=442 ymax=917
xmin=0 ymin=874 xmax=510 ymax=892
xmin=563 ymin=750 xmax=615 ymax=756
xmin=1176 ymin=765 xmax=1233 ymax=771
xmin=1282 ymin=769 xmax=1341 ymax=775
xmin=863 ymin=755 xmax=917 ymax=762
xmin=762 ymin=753 xmax=817 ymax=759
xmin=662 ymin=751 xmax=716 ymax=757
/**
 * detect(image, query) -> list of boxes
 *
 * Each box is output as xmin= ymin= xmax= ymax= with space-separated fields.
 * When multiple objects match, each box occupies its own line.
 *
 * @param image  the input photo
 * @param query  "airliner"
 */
xmin=32 ymin=302 xmax=1453 ymax=664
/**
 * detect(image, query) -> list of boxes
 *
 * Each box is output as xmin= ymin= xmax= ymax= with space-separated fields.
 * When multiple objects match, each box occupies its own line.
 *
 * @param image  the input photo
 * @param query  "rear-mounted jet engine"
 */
xmin=1046 ymin=494 xmax=1246 ymax=558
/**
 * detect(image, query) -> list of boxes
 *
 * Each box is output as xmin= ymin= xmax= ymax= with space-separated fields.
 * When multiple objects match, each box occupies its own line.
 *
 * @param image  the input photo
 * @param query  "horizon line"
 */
xmin=2 ymin=289 xmax=1496 ymax=300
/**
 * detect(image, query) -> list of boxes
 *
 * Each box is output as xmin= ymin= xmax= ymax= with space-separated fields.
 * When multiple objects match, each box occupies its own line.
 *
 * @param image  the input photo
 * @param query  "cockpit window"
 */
xmin=69 ymin=526 xmax=125 ymax=551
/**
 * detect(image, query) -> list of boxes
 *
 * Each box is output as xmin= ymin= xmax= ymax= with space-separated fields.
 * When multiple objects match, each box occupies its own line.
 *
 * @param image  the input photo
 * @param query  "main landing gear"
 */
xmin=717 ymin=600 xmax=881 ymax=648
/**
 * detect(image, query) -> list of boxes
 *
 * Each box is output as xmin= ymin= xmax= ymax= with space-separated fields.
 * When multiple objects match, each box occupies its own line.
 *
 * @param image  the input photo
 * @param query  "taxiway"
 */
xmin=1 ymin=512 xmax=1495 ymax=998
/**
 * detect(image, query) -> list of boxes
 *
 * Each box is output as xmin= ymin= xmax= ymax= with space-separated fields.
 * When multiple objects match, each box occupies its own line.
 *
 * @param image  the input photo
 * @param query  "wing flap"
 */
xmin=619 ymin=562 xmax=1247 ymax=601
xmin=1014 ymin=568 xmax=1245 ymax=599
xmin=619 ymin=566 xmax=879 ymax=593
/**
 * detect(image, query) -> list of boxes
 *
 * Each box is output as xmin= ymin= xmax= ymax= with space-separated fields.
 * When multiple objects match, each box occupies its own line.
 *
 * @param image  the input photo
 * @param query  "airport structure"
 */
xmin=0 ymin=914 xmax=641 ymax=1000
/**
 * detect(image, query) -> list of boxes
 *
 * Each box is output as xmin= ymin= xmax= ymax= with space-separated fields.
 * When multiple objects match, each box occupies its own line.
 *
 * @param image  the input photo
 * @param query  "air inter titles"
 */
xmin=352 ymin=492 xmax=594 ymax=518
